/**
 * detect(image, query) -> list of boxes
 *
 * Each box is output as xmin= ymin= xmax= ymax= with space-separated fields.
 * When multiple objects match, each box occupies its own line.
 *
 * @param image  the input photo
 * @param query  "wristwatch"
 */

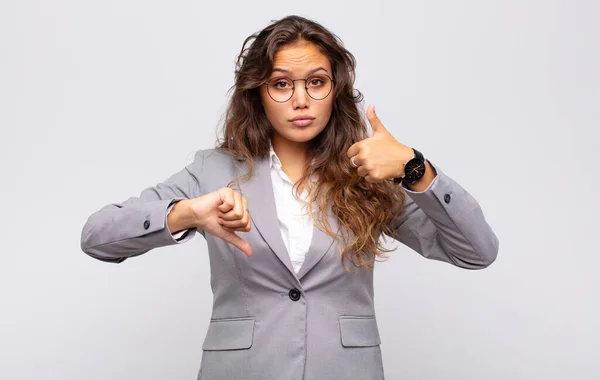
xmin=393 ymin=148 xmax=427 ymax=185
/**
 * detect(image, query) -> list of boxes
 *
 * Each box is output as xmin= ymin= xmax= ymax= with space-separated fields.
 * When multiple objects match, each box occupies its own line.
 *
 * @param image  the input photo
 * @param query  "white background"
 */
xmin=2 ymin=0 xmax=599 ymax=378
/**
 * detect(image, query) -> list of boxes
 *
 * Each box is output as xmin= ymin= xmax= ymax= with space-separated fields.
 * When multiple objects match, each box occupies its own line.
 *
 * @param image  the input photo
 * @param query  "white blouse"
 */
xmin=268 ymin=145 xmax=314 ymax=274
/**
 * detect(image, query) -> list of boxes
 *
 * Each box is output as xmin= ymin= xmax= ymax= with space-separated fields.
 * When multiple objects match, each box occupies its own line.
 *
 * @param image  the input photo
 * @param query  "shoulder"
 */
xmin=194 ymin=148 xmax=229 ymax=162
xmin=197 ymin=148 xmax=241 ymax=171
xmin=184 ymin=148 xmax=243 ymax=193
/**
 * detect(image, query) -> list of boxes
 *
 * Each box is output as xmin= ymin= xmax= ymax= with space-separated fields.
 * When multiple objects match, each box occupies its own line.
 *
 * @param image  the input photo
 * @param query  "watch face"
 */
xmin=404 ymin=159 xmax=426 ymax=180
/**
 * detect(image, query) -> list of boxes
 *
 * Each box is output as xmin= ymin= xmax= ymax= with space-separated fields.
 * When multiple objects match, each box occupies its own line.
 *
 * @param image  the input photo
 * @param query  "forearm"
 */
xmin=81 ymin=198 xmax=197 ymax=263
xmin=390 ymin=164 xmax=499 ymax=269
xmin=80 ymin=150 xmax=206 ymax=263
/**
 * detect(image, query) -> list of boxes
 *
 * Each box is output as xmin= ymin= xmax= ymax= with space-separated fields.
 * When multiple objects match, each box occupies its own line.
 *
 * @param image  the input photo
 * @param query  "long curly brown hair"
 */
xmin=216 ymin=15 xmax=405 ymax=270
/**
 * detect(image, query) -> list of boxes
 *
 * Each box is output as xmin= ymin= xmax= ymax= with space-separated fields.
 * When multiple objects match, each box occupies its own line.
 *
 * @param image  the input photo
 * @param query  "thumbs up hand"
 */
xmin=346 ymin=104 xmax=415 ymax=183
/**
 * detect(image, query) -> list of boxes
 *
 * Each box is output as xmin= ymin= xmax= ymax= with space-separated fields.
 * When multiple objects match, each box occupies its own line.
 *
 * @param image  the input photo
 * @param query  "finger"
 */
xmin=223 ymin=190 xmax=244 ymax=221
xmin=218 ymin=188 xmax=235 ymax=213
xmin=219 ymin=198 xmax=250 ymax=226
xmin=241 ymin=197 xmax=250 ymax=225
xmin=218 ymin=195 xmax=243 ymax=221
xmin=357 ymin=166 xmax=369 ymax=177
xmin=220 ymin=226 xmax=252 ymax=257
xmin=241 ymin=198 xmax=252 ymax=232
xmin=365 ymin=174 xmax=384 ymax=183
xmin=219 ymin=210 xmax=243 ymax=221
xmin=219 ymin=209 xmax=250 ymax=229
xmin=350 ymin=155 xmax=362 ymax=169
xmin=367 ymin=104 xmax=386 ymax=135
xmin=219 ymin=218 xmax=248 ymax=229
xmin=347 ymin=142 xmax=361 ymax=158
xmin=218 ymin=219 xmax=251 ymax=232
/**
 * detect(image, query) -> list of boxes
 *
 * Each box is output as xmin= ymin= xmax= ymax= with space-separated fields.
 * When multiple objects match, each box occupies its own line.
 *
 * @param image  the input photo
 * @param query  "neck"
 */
xmin=271 ymin=137 xmax=309 ymax=183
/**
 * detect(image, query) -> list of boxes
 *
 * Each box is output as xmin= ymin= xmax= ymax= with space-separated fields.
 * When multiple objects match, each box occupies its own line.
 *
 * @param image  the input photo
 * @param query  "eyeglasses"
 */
xmin=262 ymin=74 xmax=335 ymax=103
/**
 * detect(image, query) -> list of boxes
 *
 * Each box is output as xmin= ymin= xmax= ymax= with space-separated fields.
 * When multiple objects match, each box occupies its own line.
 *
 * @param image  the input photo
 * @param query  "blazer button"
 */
xmin=143 ymin=220 xmax=150 ymax=230
xmin=444 ymin=194 xmax=451 ymax=204
xmin=288 ymin=288 xmax=301 ymax=302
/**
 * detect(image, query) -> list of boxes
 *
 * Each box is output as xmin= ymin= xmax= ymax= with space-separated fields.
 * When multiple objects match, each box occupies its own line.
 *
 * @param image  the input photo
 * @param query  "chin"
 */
xmin=271 ymin=116 xmax=329 ymax=143
xmin=288 ymin=130 xmax=323 ymax=143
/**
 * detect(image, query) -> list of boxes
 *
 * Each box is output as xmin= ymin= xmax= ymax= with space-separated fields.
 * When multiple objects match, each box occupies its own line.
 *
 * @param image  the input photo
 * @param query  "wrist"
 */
xmin=393 ymin=148 xmax=425 ymax=185
xmin=394 ymin=145 xmax=413 ymax=178
xmin=167 ymin=199 xmax=196 ymax=233
xmin=405 ymin=160 xmax=435 ymax=192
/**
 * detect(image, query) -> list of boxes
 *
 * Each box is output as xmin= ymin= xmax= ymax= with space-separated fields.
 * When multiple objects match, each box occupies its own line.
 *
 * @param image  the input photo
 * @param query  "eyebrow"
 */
xmin=271 ymin=67 xmax=329 ymax=76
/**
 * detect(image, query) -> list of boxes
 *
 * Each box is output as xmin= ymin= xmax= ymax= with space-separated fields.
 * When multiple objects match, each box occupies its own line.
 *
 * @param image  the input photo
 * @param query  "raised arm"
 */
xmin=387 ymin=164 xmax=499 ymax=269
xmin=346 ymin=105 xmax=499 ymax=269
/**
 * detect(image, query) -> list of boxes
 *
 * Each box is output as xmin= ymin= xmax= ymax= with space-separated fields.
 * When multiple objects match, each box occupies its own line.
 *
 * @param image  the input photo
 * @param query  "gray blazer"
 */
xmin=81 ymin=148 xmax=499 ymax=380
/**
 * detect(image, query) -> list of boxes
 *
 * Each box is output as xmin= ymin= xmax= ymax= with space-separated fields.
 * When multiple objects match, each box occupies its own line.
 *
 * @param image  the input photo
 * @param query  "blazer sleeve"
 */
xmin=80 ymin=150 xmax=207 ymax=264
xmin=386 ymin=162 xmax=499 ymax=269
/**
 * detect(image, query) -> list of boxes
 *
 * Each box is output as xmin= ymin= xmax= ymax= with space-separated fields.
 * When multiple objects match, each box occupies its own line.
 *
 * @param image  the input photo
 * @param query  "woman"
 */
xmin=81 ymin=15 xmax=498 ymax=380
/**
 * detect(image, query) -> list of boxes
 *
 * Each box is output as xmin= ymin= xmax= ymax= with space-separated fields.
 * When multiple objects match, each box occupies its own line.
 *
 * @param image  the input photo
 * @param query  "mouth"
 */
xmin=290 ymin=116 xmax=315 ymax=127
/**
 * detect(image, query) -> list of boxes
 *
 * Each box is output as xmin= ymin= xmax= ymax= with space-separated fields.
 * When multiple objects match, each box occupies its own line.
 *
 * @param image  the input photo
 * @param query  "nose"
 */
xmin=292 ymin=82 xmax=309 ymax=109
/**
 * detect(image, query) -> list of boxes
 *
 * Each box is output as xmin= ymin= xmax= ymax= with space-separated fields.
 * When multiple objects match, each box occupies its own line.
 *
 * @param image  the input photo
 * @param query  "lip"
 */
xmin=290 ymin=115 xmax=315 ymax=121
xmin=290 ymin=115 xmax=315 ymax=127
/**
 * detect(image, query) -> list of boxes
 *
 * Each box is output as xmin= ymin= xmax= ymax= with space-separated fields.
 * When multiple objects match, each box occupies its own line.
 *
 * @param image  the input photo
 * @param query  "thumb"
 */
xmin=367 ymin=104 xmax=386 ymax=135
xmin=221 ymin=228 xmax=253 ymax=257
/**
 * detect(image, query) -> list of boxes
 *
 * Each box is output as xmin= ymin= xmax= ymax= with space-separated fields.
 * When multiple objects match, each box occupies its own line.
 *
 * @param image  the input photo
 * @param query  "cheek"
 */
xmin=320 ymin=98 xmax=334 ymax=118
xmin=264 ymin=103 xmax=286 ymax=124
xmin=260 ymin=94 xmax=277 ymax=123
xmin=260 ymin=89 xmax=283 ymax=119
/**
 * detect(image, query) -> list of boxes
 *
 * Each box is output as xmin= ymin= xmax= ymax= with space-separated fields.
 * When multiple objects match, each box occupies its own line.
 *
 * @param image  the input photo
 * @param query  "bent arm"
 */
xmin=80 ymin=150 xmax=207 ymax=263
xmin=386 ymin=163 xmax=499 ymax=269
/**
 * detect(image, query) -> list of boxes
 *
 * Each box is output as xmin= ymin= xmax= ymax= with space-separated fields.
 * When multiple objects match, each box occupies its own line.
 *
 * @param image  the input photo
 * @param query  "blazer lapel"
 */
xmin=296 ymin=205 xmax=340 ymax=280
xmin=235 ymin=157 xmax=297 ymax=277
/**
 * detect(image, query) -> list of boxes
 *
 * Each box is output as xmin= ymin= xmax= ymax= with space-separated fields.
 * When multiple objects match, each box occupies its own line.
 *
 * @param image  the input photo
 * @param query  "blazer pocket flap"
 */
xmin=202 ymin=317 xmax=255 ymax=351
xmin=339 ymin=316 xmax=381 ymax=347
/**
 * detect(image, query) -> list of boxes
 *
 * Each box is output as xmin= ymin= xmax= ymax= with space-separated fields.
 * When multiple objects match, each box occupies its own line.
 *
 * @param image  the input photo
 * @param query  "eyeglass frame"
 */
xmin=261 ymin=73 xmax=335 ymax=103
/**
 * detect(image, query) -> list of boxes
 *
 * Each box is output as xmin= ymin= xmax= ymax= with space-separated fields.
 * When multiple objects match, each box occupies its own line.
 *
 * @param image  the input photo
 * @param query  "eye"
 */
xmin=270 ymin=78 xmax=292 ymax=89
xmin=307 ymin=76 xmax=325 ymax=87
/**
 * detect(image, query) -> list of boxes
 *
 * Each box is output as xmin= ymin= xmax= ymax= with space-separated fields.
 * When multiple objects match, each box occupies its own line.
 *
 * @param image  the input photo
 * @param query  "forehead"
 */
xmin=272 ymin=40 xmax=331 ymax=75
